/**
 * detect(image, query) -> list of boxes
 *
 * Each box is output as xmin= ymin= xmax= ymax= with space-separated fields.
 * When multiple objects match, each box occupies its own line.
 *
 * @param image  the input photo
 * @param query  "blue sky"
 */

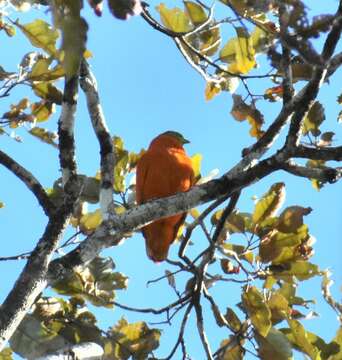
xmin=0 ymin=1 xmax=341 ymax=358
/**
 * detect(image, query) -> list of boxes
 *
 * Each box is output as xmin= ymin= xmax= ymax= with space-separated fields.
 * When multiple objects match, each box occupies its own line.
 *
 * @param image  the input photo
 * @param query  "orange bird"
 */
xmin=136 ymin=131 xmax=195 ymax=262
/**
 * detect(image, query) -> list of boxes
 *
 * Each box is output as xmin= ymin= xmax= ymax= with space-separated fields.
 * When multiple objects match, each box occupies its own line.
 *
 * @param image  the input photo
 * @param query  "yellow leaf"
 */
xmin=29 ymin=127 xmax=58 ymax=148
xmin=184 ymin=1 xmax=207 ymax=25
xmin=31 ymin=101 xmax=55 ymax=122
xmin=16 ymin=19 xmax=60 ymax=58
xmin=191 ymin=153 xmax=202 ymax=179
xmin=28 ymin=59 xmax=64 ymax=81
xmin=156 ymin=3 xmax=192 ymax=32
xmin=252 ymin=182 xmax=286 ymax=225
xmin=242 ymin=286 xmax=271 ymax=337
xmin=80 ymin=209 xmax=103 ymax=233
xmin=205 ymin=81 xmax=221 ymax=101
xmin=220 ymin=28 xmax=256 ymax=74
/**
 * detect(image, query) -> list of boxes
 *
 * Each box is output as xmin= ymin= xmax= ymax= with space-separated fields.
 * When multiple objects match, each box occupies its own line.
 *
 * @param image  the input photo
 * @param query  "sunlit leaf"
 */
xmin=184 ymin=1 xmax=207 ymax=25
xmin=29 ymin=127 xmax=58 ymax=148
xmin=220 ymin=27 xmax=256 ymax=74
xmin=105 ymin=318 xmax=161 ymax=359
xmin=252 ymin=183 xmax=286 ymax=225
xmin=16 ymin=19 xmax=60 ymax=58
xmin=191 ymin=153 xmax=202 ymax=180
xmin=31 ymin=100 xmax=55 ymax=122
xmin=156 ymin=3 xmax=192 ymax=32
xmin=281 ymin=319 xmax=321 ymax=360
xmin=242 ymin=286 xmax=271 ymax=337
xmin=79 ymin=209 xmax=103 ymax=233
xmin=205 ymin=81 xmax=222 ymax=101
xmin=28 ymin=58 xmax=64 ymax=81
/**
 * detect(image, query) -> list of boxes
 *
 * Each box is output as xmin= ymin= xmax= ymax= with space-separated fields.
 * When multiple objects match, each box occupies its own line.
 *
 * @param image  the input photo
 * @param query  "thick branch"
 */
xmin=285 ymin=1 xmax=342 ymax=149
xmin=281 ymin=160 xmax=342 ymax=183
xmin=294 ymin=145 xmax=342 ymax=161
xmin=0 ymin=73 xmax=81 ymax=350
xmin=58 ymin=76 xmax=79 ymax=185
xmin=0 ymin=202 xmax=74 ymax=350
xmin=80 ymin=61 xmax=114 ymax=219
xmin=0 ymin=150 xmax=54 ymax=216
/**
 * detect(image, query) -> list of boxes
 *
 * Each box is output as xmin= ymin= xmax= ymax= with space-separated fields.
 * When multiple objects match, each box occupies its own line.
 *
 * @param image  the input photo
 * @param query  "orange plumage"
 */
xmin=136 ymin=131 xmax=194 ymax=262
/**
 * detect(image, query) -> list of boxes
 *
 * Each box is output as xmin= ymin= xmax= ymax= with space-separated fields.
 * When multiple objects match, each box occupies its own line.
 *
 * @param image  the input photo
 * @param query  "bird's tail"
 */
xmin=142 ymin=218 xmax=179 ymax=262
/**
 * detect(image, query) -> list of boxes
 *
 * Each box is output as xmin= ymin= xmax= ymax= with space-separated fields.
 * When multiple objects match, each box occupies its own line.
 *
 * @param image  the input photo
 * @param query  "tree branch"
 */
xmin=58 ymin=75 xmax=79 ymax=186
xmin=285 ymin=1 xmax=342 ymax=149
xmin=0 ymin=74 xmax=81 ymax=351
xmin=281 ymin=160 xmax=342 ymax=183
xmin=0 ymin=203 xmax=74 ymax=350
xmin=0 ymin=150 xmax=54 ymax=216
xmin=80 ymin=61 xmax=114 ymax=220
xmin=293 ymin=145 xmax=342 ymax=161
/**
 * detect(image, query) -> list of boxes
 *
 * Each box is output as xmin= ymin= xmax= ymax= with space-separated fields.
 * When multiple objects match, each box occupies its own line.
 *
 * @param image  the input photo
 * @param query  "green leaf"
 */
xmin=242 ymin=286 xmax=271 ymax=337
xmin=16 ymin=19 xmax=60 ymax=58
xmin=255 ymin=327 xmax=293 ymax=360
xmin=156 ymin=3 xmax=192 ymax=32
xmin=281 ymin=319 xmax=322 ymax=360
xmin=105 ymin=318 xmax=161 ymax=360
xmin=252 ymin=182 xmax=286 ymax=225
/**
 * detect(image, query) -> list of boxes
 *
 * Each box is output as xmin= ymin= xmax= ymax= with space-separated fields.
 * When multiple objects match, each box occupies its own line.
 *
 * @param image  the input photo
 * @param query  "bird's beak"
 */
xmin=182 ymin=137 xmax=190 ymax=144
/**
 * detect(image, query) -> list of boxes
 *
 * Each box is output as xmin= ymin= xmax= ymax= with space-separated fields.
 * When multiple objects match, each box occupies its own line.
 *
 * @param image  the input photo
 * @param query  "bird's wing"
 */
xmin=136 ymin=153 xmax=150 ymax=204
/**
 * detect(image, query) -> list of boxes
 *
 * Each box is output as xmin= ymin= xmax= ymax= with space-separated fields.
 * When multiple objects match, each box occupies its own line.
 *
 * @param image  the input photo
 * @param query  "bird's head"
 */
xmin=150 ymin=131 xmax=190 ymax=149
